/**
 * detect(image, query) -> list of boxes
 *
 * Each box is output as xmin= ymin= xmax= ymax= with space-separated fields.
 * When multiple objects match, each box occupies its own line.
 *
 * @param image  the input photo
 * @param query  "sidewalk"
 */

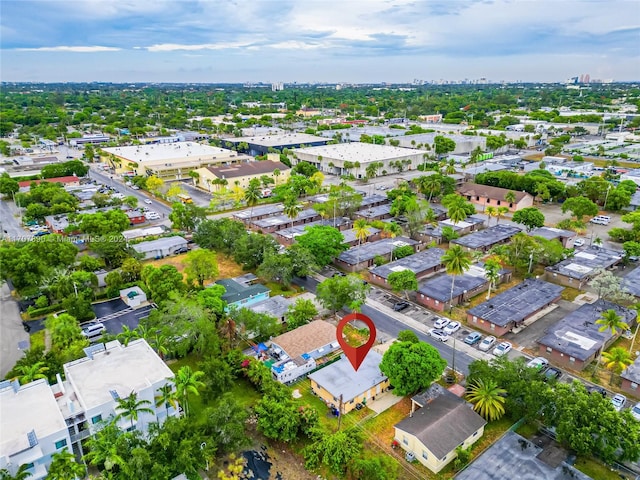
xmin=0 ymin=283 xmax=29 ymax=376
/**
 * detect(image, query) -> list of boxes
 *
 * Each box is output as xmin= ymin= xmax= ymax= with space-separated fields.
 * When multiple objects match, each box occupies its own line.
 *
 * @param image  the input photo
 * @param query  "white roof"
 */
xmin=294 ymin=142 xmax=426 ymax=163
xmin=230 ymin=132 xmax=326 ymax=147
xmin=0 ymin=380 xmax=67 ymax=458
xmin=121 ymin=226 xmax=165 ymax=240
xmin=103 ymin=143 xmax=238 ymax=163
xmin=64 ymin=339 xmax=174 ymax=411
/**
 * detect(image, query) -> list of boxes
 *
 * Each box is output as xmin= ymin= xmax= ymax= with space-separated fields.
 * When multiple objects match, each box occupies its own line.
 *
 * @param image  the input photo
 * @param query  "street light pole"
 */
xmin=603 ymin=184 xmax=612 ymax=210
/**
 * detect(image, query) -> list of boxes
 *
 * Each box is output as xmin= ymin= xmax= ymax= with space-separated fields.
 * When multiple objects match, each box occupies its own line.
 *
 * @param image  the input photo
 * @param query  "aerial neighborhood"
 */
xmin=2 ymin=80 xmax=640 ymax=480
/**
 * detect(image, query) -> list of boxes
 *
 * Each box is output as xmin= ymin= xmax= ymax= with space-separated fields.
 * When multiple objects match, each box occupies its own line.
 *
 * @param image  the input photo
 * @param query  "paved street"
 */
xmin=0 ymin=199 xmax=32 ymax=241
xmin=0 ymin=283 xmax=29 ymax=377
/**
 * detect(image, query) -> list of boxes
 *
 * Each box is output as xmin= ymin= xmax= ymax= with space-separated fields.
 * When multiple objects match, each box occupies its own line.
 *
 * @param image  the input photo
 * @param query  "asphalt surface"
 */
xmin=0 ymin=283 xmax=30 ymax=377
xmin=0 ymin=199 xmax=32 ymax=241
xmin=91 ymin=299 xmax=154 ymax=335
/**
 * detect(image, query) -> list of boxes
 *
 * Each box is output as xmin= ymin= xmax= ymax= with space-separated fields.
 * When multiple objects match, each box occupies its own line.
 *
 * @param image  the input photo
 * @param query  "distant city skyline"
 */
xmin=1 ymin=0 xmax=639 ymax=83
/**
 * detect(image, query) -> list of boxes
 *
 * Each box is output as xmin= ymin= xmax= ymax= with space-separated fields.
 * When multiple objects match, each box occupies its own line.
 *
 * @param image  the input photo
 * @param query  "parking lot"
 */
xmin=91 ymin=299 xmax=155 ymax=335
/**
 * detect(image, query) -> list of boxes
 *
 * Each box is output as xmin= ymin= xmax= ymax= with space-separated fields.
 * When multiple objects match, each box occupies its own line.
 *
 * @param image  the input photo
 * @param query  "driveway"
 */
xmin=0 ymin=283 xmax=30 ymax=376
xmin=92 ymin=299 xmax=154 ymax=335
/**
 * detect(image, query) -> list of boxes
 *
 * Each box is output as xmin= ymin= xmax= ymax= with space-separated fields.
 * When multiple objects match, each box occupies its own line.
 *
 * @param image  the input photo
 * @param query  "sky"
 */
xmin=1 ymin=0 xmax=639 ymax=84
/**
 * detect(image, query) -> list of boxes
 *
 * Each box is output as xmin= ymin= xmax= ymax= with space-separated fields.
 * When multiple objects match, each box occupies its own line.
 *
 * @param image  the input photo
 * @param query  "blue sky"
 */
xmin=1 ymin=0 xmax=639 ymax=83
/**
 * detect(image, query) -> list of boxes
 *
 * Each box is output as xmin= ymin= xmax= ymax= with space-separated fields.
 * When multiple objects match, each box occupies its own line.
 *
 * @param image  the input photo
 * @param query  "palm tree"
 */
xmin=485 ymin=206 xmax=497 ymax=226
xmin=117 ymin=326 xmax=139 ymax=347
xmin=116 ymin=391 xmax=154 ymax=430
xmin=0 ymin=464 xmax=32 ymax=480
xmin=188 ymin=170 xmax=200 ymax=187
xmin=148 ymin=332 xmax=168 ymax=360
xmin=353 ymin=219 xmax=371 ymax=247
xmin=445 ymin=159 xmax=457 ymax=175
xmin=155 ymin=383 xmax=178 ymax=420
xmin=174 ymin=366 xmax=205 ymax=417
xmin=484 ymin=258 xmax=502 ymax=300
xmin=383 ymin=222 xmax=403 ymax=239
xmin=595 ymin=309 xmax=629 ymax=336
xmin=244 ymin=178 xmax=261 ymax=219
xmin=441 ymin=245 xmax=472 ymax=312
xmin=283 ymin=198 xmax=302 ymax=230
xmin=446 ymin=197 xmax=468 ymax=226
xmin=45 ymin=450 xmax=85 ymax=480
xmin=273 ymin=169 xmax=281 ymax=186
xmin=12 ymin=362 xmax=48 ymax=385
xmin=466 ymin=378 xmax=507 ymax=421
xmin=84 ymin=423 xmax=128 ymax=473
xmin=496 ymin=206 xmax=509 ymax=224
xmin=504 ymin=191 xmax=517 ymax=206
xmin=601 ymin=347 xmax=634 ymax=383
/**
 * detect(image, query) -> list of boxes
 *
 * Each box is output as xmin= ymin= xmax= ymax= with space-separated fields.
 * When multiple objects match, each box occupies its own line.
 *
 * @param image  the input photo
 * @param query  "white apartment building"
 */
xmin=0 ymin=339 xmax=177 ymax=477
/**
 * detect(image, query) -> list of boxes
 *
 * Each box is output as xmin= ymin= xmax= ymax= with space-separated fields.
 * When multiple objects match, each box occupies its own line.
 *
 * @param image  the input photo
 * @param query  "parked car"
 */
xmin=526 ymin=357 xmax=549 ymax=371
xmin=464 ymin=331 xmax=482 ymax=345
xmin=478 ymin=335 xmax=496 ymax=352
xmin=631 ymin=402 xmax=640 ymax=421
xmin=573 ymin=238 xmax=585 ymax=247
xmin=429 ymin=329 xmax=449 ymax=342
xmin=434 ymin=318 xmax=450 ymax=330
xmin=611 ymin=393 xmax=626 ymax=412
xmin=144 ymin=199 xmax=153 ymax=204
xmin=587 ymin=385 xmax=607 ymax=397
xmin=492 ymin=341 xmax=512 ymax=356
xmin=543 ymin=367 xmax=562 ymax=382
xmin=393 ymin=301 xmax=410 ymax=312
xmin=81 ymin=322 xmax=106 ymax=340
xmin=34 ymin=231 xmax=51 ymax=237
xmin=443 ymin=321 xmax=460 ymax=335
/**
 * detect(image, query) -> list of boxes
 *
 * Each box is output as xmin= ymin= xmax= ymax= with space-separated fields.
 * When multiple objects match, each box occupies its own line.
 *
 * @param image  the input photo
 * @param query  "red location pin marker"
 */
xmin=336 ymin=312 xmax=377 ymax=372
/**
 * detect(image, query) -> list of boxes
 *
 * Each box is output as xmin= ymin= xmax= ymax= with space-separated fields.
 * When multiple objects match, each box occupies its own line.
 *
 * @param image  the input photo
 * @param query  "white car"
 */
xmin=611 ymin=393 xmax=626 ymax=412
xmin=526 ymin=356 xmax=549 ymax=371
xmin=573 ymin=238 xmax=585 ymax=247
xmin=478 ymin=335 xmax=496 ymax=352
xmin=144 ymin=199 xmax=153 ymax=204
xmin=493 ymin=341 xmax=512 ymax=356
xmin=434 ymin=318 xmax=450 ymax=330
xmin=443 ymin=321 xmax=461 ymax=335
xmin=429 ymin=329 xmax=449 ymax=342
xmin=631 ymin=402 xmax=640 ymax=421
xmin=145 ymin=212 xmax=160 ymax=220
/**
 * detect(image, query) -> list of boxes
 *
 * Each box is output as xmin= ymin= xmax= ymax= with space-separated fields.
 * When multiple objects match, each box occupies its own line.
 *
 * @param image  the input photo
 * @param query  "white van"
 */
xmin=81 ymin=322 xmax=106 ymax=340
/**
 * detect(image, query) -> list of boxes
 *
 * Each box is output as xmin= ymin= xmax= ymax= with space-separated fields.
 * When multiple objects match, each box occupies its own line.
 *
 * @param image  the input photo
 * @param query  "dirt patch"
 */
xmin=145 ymin=252 xmax=245 ymax=281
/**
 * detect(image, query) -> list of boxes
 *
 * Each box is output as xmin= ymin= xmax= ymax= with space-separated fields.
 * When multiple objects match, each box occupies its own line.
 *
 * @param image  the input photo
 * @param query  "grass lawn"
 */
xmin=264 ymin=282 xmax=302 ymax=298
xmin=30 ymin=330 xmax=46 ymax=351
xmin=574 ymin=457 xmax=621 ymax=480
xmin=168 ymin=356 xmax=206 ymax=418
xmin=561 ymin=287 xmax=583 ymax=301
xmin=147 ymin=252 xmax=245 ymax=281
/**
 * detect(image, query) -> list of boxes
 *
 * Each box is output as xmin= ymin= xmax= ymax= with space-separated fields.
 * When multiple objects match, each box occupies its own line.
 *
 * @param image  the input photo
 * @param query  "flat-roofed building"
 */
xmin=0 ymin=379 xmax=71 ymax=480
xmin=370 ymin=248 xmax=446 ymax=287
xmin=224 ymin=133 xmax=328 ymax=156
xmin=536 ymin=300 xmax=637 ymax=371
xmin=246 ymin=295 xmax=292 ymax=323
xmin=544 ymin=245 xmax=623 ymax=288
xmin=250 ymin=209 xmax=320 ymax=233
xmin=417 ymin=216 xmax=485 ymax=245
xmin=274 ymin=218 xmax=352 ymax=245
xmin=70 ymin=134 xmax=110 ymax=146
xmin=233 ymin=204 xmax=284 ymax=224
xmin=452 ymin=224 xmax=522 ymax=253
xmin=308 ymin=351 xmax=389 ymax=414
xmin=293 ymin=142 xmax=427 ymax=179
xmin=102 ymin=143 xmax=252 ymax=180
xmin=196 ymin=160 xmax=290 ymax=191
xmin=467 ymin=279 xmax=564 ymax=336
xmin=529 ymin=226 xmax=577 ymax=248
xmin=132 ymin=236 xmax=188 ymax=260
xmin=417 ymin=264 xmax=512 ymax=312
xmin=335 ymin=237 xmax=420 ymax=272
xmin=622 ymin=266 xmax=640 ymax=298
xmin=18 ymin=175 xmax=81 ymax=191
xmin=269 ymin=320 xmax=340 ymax=384
xmin=620 ymin=357 xmax=640 ymax=398
xmin=457 ymin=183 xmax=534 ymax=212
xmin=354 ymin=204 xmax=393 ymax=221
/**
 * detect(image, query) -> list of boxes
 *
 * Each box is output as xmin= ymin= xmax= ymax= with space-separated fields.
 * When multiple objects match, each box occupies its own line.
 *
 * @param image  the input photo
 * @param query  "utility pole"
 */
xmin=337 ymin=394 xmax=343 ymax=431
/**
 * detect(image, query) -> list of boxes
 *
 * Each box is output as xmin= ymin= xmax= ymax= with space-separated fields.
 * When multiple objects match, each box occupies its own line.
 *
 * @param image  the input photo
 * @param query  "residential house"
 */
xmin=250 ymin=209 xmax=321 ymax=233
xmin=457 ymin=183 xmax=534 ymax=212
xmin=467 ymin=279 xmax=564 ymax=336
xmin=354 ymin=204 xmax=393 ymax=221
xmin=120 ymin=286 xmax=147 ymax=309
xmin=622 ymin=266 xmax=640 ymax=298
xmin=246 ymin=295 xmax=292 ymax=323
xmin=528 ymin=226 xmax=577 ymax=248
xmin=18 ymin=175 xmax=81 ymax=192
xmin=394 ymin=384 xmax=487 ymax=473
xmin=536 ymin=300 xmax=637 ymax=371
xmin=335 ymin=237 xmax=420 ymax=272
xmin=269 ymin=321 xmax=340 ymax=384
xmin=416 ymin=216 xmax=485 ymax=245
xmin=274 ymin=218 xmax=352 ymax=246
xmin=620 ymin=357 xmax=640 ymax=398
xmin=544 ymin=245 xmax=623 ymax=288
xmin=417 ymin=263 xmax=512 ymax=312
xmin=233 ymin=204 xmax=284 ymax=224
xmin=196 ymin=160 xmax=291 ymax=192
xmin=132 ymin=236 xmax=188 ymax=260
xmin=369 ymin=248 xmax=446 ymax=288
xmin=452 ymin=224 xmax=522 ymax=253
xmin=215 ymin=277 xmax=270 ymax=311
xmin=308 ymin=351 xmax=389 ymax=414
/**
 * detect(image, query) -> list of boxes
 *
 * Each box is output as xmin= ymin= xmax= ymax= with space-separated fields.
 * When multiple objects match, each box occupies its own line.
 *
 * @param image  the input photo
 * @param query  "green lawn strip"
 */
xmin=574 ymin=457 xmax=621 ymax=480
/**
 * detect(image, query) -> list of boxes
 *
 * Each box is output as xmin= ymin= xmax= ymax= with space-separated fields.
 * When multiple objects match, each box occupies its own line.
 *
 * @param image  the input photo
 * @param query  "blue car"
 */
xmin=464 ymin=332 xmax=482 ymax=345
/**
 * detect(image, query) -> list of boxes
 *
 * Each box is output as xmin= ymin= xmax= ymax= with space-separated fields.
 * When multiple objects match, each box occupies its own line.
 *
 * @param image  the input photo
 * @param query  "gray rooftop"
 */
xmin=132 ymin=236 xmax=187 ymax=254
xmin=621 ymin=356 xmax=640 ymax=385
xmin=395 ymin=384 xmax=486 ymax=460
xmin=215 ymin=279 xmax=269 ymax=304
xmin=233 ymin=203 xmax=284 ymax=220
xmin=545 ymin=245 xmax=623 ymax=280
xmin=275 ymin=218 xmax=352 ymax=239
xmin=529 ymin=227 xmax=576 ymax=241
xmin=308 ymin=351 xmax=387 ymax=403
xmin=622 ymin=266 xmax=640 ymax=297
xmin=341 ymin=227 xmax=381 ymax=244
xmin=246 ymin=295 xmax=292 ymax=319
xmin=420 ymin=216 xmax=486 ymax=238
xmin=467 ymin=279 xmax=564 ymax=327
xmin=338 ymin=237 xmax=418 ymax=265
xmin=418 ymin=264 xmax=489 ymax=302
xmin=226 ymin=132 xmax=327 ymax=147
xmin=356 ymin=204 xmax=392 ymax=219
xmin=252 ymin=209 xmax=318 ymax=229
xmin=294 ymin=142 xmax=427 ymax=164
xmin=359 ymin=194 xmax=390 ymax=208
xmin=455 ymin=431 xmax=592 ymax=480
xmin=371 ymin=248 xmax=445 ymax=280
xmin=537 ymin=300 xmax=637 ymax=361
xmin=452 ymin=224 xmax=522 ymax=250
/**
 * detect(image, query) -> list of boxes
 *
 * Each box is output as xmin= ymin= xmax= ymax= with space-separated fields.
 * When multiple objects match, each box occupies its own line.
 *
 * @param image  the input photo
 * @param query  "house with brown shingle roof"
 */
xmin=195 ymin=160 xmax=290 ymax=192
xmin=269 ymin=320 xmax=340 ymax=384
xmin=457 ymin=183 xmax=534 ymax=212
xmin=394 ymin=384 xmax=487 ymax=473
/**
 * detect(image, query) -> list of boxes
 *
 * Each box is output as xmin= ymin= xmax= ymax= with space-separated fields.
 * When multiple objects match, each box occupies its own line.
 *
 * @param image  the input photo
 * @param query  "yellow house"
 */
xmin=196 ymin=160 xmax=291 ymax=192
xmin=308 ymin=351 xmax=389 ymax=414
xmin=394 ymin=384 xmax=487 ymax=473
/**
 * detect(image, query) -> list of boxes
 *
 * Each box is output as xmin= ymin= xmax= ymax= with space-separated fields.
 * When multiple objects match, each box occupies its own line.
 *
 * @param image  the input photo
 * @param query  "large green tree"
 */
xmin=45 ymin=449 xmax=85 ymax=480
xmin=315 ymin=274 xmax=370 ymax=315
xmin=379 ymin=340 xmax=446 ymax=396
xmin=296 ymin=225 xmax=347 ymax=267
xmin=193 ymin=218 xmax=248 ymax=254
xmin=169 ymin=202 xmax=207 ymax=232
xmin=285 ymin=298 xmax=318 ymax=330
xmin=387 ymin=269 xmax=418 ymax=299
xmin=184 ymin=249 xmax=218 ymax=287
xmin=512 ymin=207 xmax=545 ymax=231
xmin=141 ymin=265 xmax=185 ymax=302
xmin=233 ymin=233 xmax=278 ymax=270
xmin=561 ymin=197 xmax=599 ymax=222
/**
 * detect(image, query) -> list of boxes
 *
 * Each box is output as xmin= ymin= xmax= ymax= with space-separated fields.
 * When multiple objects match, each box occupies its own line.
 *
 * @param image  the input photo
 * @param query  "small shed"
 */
xmin=120 ymin=286 xmax=148 ymax=308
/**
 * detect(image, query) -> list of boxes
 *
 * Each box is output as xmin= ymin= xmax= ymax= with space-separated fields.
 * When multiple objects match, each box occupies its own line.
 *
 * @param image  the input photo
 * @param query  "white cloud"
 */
xmin=144 ymin=42 xmax=247 ymax=52
xmin=15 ymin=45 xmax=121 ymax=52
